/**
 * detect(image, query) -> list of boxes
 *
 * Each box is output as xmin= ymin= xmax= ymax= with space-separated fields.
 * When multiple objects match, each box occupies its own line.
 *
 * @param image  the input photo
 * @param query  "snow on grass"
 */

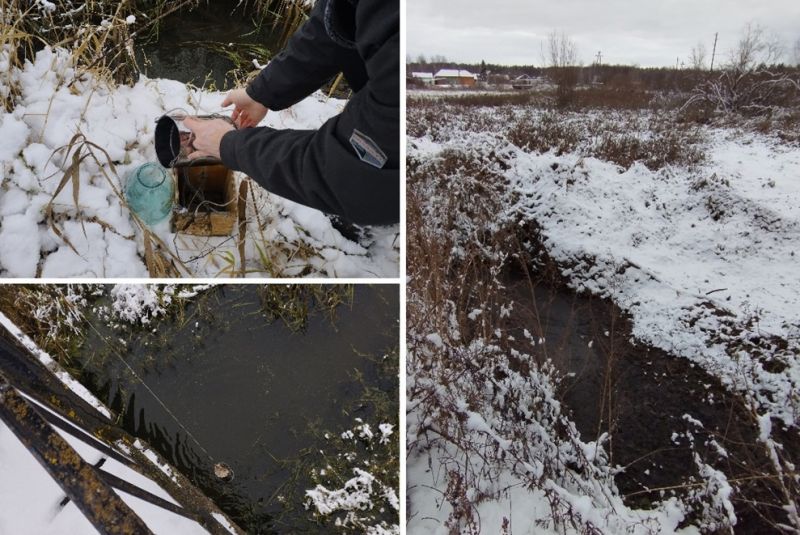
xmin=0 ymin=46 xmax=398 ymax=278
xmin=305 ymin=419 xmax=399 ymax=533
xmin=407 ymin=103 xmax=800 ymax=532
xmin=410 ymin=115 xmax=800 ymax=428
xmin=407 ymin=337 xmax=697 ymax=535
xmin=108 ymin=284 xmax=173 ymax=325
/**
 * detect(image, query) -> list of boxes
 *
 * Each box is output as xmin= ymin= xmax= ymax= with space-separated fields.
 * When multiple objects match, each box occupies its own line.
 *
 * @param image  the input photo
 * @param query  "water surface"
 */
xmin=75 ymin=285 xmax=398 ymax=533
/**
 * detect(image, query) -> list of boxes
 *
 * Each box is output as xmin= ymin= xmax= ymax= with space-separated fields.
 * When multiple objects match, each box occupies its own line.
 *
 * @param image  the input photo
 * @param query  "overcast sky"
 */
xmin=407 ymin=0 xmax=800 ymax=67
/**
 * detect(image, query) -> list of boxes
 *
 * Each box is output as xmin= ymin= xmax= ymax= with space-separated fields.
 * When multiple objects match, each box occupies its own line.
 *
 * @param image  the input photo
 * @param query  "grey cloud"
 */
xmin=407 ymin=0 xmax=800 ymax=66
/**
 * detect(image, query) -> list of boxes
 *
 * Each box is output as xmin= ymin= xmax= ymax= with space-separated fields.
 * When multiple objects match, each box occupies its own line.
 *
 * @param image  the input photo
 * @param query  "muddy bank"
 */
xmin=499 ymin=261 xmax=798 ymax=531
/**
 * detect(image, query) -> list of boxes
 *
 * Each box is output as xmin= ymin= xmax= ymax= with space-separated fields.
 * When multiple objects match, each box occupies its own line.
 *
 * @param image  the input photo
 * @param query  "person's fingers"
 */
xmin=221 ymin=93 xmax=233 ymax=107
xmin=183 ymin=116 xmax=200 ymax=132
xmin=187 ymin=150 xmax=207 ymax=160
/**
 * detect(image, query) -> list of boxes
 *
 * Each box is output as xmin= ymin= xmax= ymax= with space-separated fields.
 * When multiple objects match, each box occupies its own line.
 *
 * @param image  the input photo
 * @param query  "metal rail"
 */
xmin=0 ymin=375 xmax=154 ymax=535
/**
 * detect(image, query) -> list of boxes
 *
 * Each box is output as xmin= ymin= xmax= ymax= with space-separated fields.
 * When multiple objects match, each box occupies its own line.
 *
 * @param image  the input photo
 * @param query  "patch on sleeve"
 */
xmin=349 ymin=129 xmax=387 ymax=169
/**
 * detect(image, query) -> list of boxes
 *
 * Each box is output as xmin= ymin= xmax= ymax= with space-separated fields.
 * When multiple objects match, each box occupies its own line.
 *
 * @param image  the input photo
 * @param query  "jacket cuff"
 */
xmin=220 ymin=129 xmax=243 ymax=171
xmin=246 ymin=80 xmax=275 ymax=110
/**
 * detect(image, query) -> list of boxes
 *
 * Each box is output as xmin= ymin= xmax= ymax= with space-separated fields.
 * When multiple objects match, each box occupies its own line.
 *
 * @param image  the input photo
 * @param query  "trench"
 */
xmin=498 ymin=265 xmax=798 ymax=532
xmin=69 ymin=285 xmax=398 ymax=533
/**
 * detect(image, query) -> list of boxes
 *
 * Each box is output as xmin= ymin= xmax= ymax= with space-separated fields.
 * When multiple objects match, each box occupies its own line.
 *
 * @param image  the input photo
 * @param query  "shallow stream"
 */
xmin=72 ymin=285 xmax=398 ymax=533
xmin=139 ymin=0 xmax=282 ymax=88
xmin=500 ymin=274 xmax=789 ymax=530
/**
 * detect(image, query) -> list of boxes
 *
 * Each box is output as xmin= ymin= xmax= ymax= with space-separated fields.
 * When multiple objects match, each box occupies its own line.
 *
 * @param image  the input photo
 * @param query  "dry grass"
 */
xmin=45 ymin=133 xmax=188 ymax=277
xmin=407 ymin=98 xmax=800 ymax=532
xmin=0 ymin=285 xmax=88 ymax=364
xmin=410 ymin=101 xmax=706 ymax=171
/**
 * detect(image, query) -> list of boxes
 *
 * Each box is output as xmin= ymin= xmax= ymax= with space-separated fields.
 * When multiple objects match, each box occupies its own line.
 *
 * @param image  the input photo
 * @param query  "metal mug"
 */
xmin=154 ymin=110 xmax=236 ymax=168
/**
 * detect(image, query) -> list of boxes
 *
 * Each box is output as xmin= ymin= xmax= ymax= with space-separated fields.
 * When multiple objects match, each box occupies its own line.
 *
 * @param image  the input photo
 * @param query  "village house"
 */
xmin=410 ymin=72 xmax=435 ymax=85
xmin=433 ymin=69 xmax=477 ymax=87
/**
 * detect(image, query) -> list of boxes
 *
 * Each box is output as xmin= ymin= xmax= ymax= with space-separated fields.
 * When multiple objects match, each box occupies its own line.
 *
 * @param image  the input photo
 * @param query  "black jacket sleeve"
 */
xmin=220 ymin=0 xmax=399 ymax=226
xmin=246 ymin=0 xmax=365 ymax=111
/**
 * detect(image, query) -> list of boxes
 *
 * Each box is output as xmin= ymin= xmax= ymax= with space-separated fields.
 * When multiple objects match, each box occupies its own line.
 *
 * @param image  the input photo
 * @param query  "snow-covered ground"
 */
xmin=0 ymin=47 xmax=398 ymax=278
xmin=407 ymin=104 xmax=800 ymax=532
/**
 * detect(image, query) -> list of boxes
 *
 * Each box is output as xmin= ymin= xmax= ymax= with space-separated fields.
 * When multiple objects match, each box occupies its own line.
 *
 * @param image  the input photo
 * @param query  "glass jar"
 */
xmin=125 ymin=163 xmax=174 ymax=226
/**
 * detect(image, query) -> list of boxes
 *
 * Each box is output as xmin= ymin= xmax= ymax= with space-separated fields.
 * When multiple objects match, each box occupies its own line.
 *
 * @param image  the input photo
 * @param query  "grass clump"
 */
xmin=304 ymin=345 xmax=399 ymax=533
xmin=257 ymin=284 xmax=354 ymax=332
xmin=0 ymin=284 xmax=91 ymax=364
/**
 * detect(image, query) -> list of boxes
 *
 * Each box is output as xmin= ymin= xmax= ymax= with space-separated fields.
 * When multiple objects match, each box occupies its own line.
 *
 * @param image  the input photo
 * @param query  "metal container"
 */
xmin=153 ymin=110 xmax=239 ymax=236
xmin=154 ymin=110 xmax=235 ymax=168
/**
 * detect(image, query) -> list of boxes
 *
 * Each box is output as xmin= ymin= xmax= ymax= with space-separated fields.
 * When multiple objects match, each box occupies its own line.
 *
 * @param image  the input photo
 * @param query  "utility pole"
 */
xmin=710 ymin=32 xmax=718 ymax=71
xmin=595 ymin=51 xmax=602 ymax=66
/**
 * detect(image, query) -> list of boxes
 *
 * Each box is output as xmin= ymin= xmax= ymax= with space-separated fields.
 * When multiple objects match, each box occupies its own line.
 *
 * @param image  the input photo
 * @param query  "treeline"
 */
xmin=408 ymin=61 xmax=799 ymax=93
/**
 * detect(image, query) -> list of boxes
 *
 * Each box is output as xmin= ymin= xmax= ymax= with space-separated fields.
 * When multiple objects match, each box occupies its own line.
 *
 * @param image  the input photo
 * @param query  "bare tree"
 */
xmin=543 ymin=30 xmax=578 ymax=69
xmin=542 ymin=30 xmax=579 ymax=107
xmin=684 ymin=23 xmax=799 ymax=114
xmin=728 ymin=22 xmax=783 ymax=71
xmin=689 ymin=42 xmax=707 ymax=70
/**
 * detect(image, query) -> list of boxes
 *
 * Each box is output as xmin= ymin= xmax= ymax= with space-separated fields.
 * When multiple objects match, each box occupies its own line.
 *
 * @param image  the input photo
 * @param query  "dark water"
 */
xmin=501 ymin=275 xmax=793 ymax=530
xmin=138 ymin=1 xmax=282 ymax=87
xmin=74 ymin=285 xmax=398 ymax=533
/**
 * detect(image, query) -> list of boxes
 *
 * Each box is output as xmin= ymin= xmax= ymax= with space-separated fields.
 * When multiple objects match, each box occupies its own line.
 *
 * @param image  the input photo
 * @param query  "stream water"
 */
xmin=502 ymin=274 xmax=791 ymax=530
xmin=138 ymin=1 xmax=283 ymax=88
xmin=72 ymin=285 xmax=398 ymax=533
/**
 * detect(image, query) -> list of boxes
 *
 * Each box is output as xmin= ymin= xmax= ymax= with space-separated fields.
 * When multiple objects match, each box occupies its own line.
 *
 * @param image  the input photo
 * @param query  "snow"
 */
xmin=434 ymin=69 xmax=476 ymax=79
xmin=306 ymin=468 xmax=378 ymax=515
xmin=0 ymin=113 xmax=29 ymax=162
xmin=0 ymin=46 xmax=398 ymax=278
xmin=0 ymin=213 xmax=41 ymax=276
xmin=408 ymin=103 xmax=800 ymax=532
xmin=211 ymin=512 xmax=238 ymax=535
xmin=378 ymin=423 xmax=393 ymax=444
xmin=410 ymin=110 xmax=800 ymax=428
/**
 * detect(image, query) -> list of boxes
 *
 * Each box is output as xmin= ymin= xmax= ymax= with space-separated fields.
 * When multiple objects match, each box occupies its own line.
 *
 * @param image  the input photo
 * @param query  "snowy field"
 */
xmin=407 ymin=102 xmax=800 ymax=532
xmin=0 ymin=47 xmax=398 ymax=278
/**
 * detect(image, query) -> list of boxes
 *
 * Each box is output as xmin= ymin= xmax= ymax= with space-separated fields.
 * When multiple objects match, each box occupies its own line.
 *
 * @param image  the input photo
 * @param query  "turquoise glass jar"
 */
xmin=125 ymin=163 xmax=174 ymax=226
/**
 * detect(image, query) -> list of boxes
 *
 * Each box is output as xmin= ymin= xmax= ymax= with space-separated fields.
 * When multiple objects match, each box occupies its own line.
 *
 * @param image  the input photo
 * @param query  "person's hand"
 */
xmin=183 ymin=117 xmax=235 ymax=160
xmin=222 ymin=88 xmax=268 ymax=128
